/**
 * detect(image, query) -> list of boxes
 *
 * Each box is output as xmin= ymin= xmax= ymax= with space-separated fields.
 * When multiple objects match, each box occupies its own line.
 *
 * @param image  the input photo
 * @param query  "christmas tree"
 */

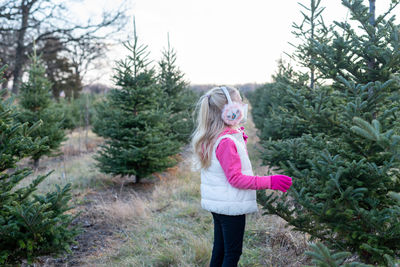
xmin=251 ymin=0 xmax=400 ymax=264
xmin=17 ymin=49 xmax=66 ymax=168
xmin=92 ymin=21 xmax=181 ymax=182
xmin=305 ymin=242 xmax=372 ymax=267
xmin=0 ymin=65 xmax=80 ymax=265
xmin=158 ymin=35 xmax=197 ymax=143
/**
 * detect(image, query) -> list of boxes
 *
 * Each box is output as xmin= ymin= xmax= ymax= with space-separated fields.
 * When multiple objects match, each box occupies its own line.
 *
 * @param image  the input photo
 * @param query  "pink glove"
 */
xmin=268 ymin=175 xmax=293 ymax=192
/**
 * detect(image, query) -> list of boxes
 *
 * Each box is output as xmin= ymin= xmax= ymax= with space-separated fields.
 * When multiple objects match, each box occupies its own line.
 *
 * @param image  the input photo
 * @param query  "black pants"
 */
xmin=210 ymin=212 xmax=246 ymax=267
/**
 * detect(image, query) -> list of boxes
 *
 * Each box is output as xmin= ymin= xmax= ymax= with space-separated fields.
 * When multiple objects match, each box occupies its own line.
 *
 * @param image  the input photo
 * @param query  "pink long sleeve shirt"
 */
xmin=215 ymin=126 xmax=271 ymax=190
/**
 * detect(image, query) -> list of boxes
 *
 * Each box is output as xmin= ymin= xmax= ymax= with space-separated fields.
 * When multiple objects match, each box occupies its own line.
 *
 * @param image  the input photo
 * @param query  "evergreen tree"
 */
xmin=251 ymin=0 xmax=400 ymax=264
xmin=0 ymin=65 xmax=80 ymax=265
xmin=17 ymin=49 xmax=66 ymax=168
xmin=306 ymin=243 xmax=372 ymax=267
xmin=248 ymin=60 xmax=311 ymax=141
xmin=158 ymin=35 xmax=197 ymax=143
xmin=288 ymin=0 xmax=329 ymax=89
xmin=53 ymin=93 xmax=97 ymax=130
xmin=92 ymin=21 xmax=181 ymax=182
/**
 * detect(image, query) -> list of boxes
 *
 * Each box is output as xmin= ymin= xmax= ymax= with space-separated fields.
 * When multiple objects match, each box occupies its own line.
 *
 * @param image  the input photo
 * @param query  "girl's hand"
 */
xmin=269 ymin=175 xmax=292 ymax=192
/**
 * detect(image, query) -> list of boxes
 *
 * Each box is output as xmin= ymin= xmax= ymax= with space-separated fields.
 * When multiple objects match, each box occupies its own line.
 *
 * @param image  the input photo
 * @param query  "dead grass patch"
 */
xmin=93 ymin=196 xmax=150 ymax=225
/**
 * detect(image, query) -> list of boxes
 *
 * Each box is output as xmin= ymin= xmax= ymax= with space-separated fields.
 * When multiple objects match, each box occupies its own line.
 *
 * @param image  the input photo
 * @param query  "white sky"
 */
xmin=75 ymin=0 xmax=398 ymax=86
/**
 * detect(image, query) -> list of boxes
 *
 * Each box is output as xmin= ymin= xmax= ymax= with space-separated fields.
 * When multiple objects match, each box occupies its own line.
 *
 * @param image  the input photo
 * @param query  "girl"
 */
xmin=191 ymin=86 xmax=293 ymax=267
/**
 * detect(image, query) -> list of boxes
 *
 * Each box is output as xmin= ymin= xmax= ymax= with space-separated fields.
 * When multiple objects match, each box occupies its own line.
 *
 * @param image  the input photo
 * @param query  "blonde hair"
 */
xmin=191 ymin=86 xmax=241 ymax=170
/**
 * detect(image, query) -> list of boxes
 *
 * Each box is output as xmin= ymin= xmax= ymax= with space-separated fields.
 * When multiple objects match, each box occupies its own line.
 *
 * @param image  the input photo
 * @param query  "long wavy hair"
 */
xmin=191 ymin=86 xmax=240 ymax=170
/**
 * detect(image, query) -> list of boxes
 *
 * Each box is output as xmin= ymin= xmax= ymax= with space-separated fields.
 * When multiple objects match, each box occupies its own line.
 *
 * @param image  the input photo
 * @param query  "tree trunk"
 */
xmin=310 ymin=0 xmax=316 ymax=90
xmin=368 ymin=0 xmax=376 ymax=71
xmin=1 ymin=69 xmax=11 ymax=91
xmin=11 ymin=1 xmax=31 ymax=95
xmin=368 ymin=0 xmax=376 ymax=118
xmin=84 ymin=94 xmax=90 ymax=151
xmin=33 ymin=157 xmax=39 ymax=169
xmin=1 ymin=80 xmax=8 ymax=90
xmin=73 ymin=65 xmax=82 ymax=99
xmin=369 ymin=0 xmax=376 ymax=26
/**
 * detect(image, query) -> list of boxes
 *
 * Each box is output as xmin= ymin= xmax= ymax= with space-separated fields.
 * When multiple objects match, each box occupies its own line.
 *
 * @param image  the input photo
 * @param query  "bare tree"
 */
xmin=0 ymin=0 xmax=127 ymax=94
xmin=67 ymin=39 xmax=107 ymax=98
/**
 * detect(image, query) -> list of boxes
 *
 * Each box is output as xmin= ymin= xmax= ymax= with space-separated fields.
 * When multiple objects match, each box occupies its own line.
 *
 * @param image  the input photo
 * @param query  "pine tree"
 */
xmin=0 ymin=65 xmax=80 ymax=265
xmin=305 ymin=243 xmax=372 ymax=267
xmin=288 ymin=0 xmax=329 ymax=89
xmin=247 ymin=60 xmax=311 ymax=141
xmin=17 ymin=49 xmax=66 ymax=168
xmin=158 ymin=35 xmax=197 ymax=143
xmin=306 ymin=242 xmax=400 ymax=266
xmin=251 ymin=0 xmax=400 ymax=264
xmin=92 ymin=21 xmax=181 ymax=182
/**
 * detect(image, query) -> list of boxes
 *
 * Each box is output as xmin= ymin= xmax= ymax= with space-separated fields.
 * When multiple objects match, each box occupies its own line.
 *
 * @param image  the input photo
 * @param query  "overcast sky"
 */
xmin=76 ymin=0 xmax=398 ymax=86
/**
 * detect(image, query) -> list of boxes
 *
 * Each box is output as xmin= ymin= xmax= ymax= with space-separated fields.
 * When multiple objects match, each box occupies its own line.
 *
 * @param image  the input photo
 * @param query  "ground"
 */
xmin=20 ymin=113 xmax=311 ymax=267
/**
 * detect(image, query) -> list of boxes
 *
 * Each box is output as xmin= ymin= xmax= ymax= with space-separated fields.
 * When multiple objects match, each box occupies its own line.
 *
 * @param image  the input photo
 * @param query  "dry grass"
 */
xmin=93 ymin=195 xmax=151 ymax=225
xmin=16 ymin=129 xmax=111 ymax=195
xmin=61 ymin=128 xmax=103 ymax=156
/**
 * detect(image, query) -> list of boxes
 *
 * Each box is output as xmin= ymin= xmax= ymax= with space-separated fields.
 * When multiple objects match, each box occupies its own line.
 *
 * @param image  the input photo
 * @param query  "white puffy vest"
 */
xmin=200 ymin=132 xmax=258 ymax=215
